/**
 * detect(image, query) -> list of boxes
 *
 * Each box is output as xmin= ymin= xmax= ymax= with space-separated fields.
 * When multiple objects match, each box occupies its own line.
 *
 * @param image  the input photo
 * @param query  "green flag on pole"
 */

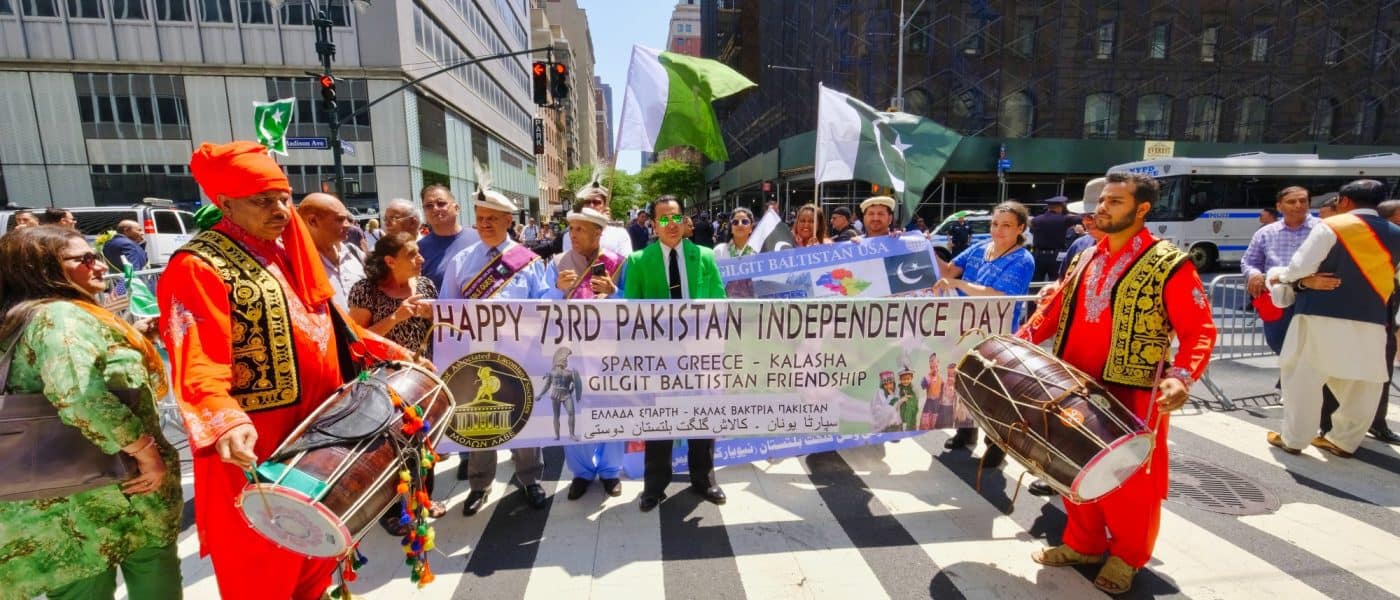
xmin=614 ymin=45 xmax=756 ymax=162
xmin=253 ymin=98 xmax=296 ymax=156
xmin=123 ymin=261 xmax=160 ymax=318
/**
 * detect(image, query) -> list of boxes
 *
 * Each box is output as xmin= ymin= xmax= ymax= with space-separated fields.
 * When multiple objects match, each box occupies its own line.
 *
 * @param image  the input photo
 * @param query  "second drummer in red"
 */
xmin=1017 ymin=172 xmax=1217 ymax=595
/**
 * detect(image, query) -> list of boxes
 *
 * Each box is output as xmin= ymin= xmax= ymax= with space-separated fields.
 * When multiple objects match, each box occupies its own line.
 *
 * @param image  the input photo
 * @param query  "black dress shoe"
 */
xmin=639 ymin=494 xmax=664 ymax=512
xmin=1370 ymin=425 xmax=1400 ymax=444
xmin=525 ymin=483 xmax=548 ymax=509
xmin=1028 ymin=480 xmax=1056 ymax=497
xmin=981 ymin=444 xmax=1007 ymax=468
xmin=944 ymin=429 xmax=975 ymax=450
xmin=692 ymin=484 xmax=726 ymax=505
xmin=567 ymin=477 xmax=591 ymax=500
xmin=461 ymin=489 xmax=489 ymax=516
xmin=601 ymin=478 xmax=622 ymax=497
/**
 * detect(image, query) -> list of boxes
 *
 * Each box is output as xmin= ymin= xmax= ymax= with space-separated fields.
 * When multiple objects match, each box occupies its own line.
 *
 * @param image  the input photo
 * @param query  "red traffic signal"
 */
xmin=550 ymin=62 xmax=569 ymax=103
xmin=318 ymin=74 xmax=336 ymax=106
xmin=532 ymin=61 xmax=549 ymax=106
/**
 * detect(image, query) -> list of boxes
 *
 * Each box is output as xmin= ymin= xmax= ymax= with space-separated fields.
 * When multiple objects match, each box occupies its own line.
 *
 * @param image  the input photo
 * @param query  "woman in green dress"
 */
xmin=0 ymin=226 xmax=182 ymax=599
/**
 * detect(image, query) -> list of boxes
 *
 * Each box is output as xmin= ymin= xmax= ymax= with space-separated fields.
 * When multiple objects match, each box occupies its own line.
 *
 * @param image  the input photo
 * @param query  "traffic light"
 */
xmin=550 ymin=62 xmax=569 ymax=104
xmin=318 ymin=74 xmax=337 ymax=114
xmin=532 ymin=62 xmax=549 ymax=106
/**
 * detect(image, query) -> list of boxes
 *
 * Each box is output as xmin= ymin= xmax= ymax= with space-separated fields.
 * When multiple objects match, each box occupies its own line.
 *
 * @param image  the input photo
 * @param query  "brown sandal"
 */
xmin=1093 ymin=555 xmax=1139 ymax=595
xmin=1031 ymin=544 xmax=1104 ymax=567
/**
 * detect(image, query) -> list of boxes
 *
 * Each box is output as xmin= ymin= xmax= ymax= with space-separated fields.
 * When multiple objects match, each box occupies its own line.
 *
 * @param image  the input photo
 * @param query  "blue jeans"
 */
xmin=1262 ymin=305 xmax=1295 ymax=355
xmin=565 ymin=442 xmax=625 ymax=480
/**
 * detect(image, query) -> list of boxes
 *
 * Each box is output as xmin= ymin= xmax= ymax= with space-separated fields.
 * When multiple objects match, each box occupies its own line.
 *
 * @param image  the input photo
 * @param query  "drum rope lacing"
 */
xmin=955 ymin=336 xmax=1156 ymax=505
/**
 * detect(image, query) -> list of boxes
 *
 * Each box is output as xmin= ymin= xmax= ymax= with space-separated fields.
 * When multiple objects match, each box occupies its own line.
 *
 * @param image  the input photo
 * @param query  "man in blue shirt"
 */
xmin=102 ymin=220 xmax=148 ymax=270
xmin=440 ymin=179 xmax=553 ymax=516
xmin=417 ymin=183 xmax=480 ymax=290
xmin=1241 ymin=186 xmax=1320 ymax=355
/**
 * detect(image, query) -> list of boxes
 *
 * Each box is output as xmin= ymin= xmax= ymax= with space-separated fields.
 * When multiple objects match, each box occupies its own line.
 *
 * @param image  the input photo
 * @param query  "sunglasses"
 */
xmin=731 ymin=218 xmax=752 ymax=226
xmin=656 ymin=214 xmax=684 ymax=226
xmin=63 ymin=252 xmax=101 ymax=267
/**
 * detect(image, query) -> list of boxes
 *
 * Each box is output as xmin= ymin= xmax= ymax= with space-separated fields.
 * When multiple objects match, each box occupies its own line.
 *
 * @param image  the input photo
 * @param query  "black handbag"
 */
xmin=0 ymin=334 xmax=139 ymax=501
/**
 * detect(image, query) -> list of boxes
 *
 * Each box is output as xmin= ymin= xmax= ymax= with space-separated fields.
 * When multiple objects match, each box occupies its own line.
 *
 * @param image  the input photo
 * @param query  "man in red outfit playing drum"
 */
xmin=1018 ymin=172 xmax=1217 ymax=595
xmin=159 ymin=141 xmax=413 ymax=600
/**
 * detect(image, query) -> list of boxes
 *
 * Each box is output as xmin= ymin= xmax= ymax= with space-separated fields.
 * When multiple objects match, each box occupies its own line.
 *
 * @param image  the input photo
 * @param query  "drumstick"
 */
xmin=245 ymin=464 xmax=275 ymax=518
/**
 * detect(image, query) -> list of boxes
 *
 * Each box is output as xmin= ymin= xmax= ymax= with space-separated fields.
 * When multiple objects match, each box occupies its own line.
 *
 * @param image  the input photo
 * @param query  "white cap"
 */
xmin=860 ymin=195 xmax=897 ymax=213
xmin=566 ymin=207 xmax=609 ymax=229
xmin=472 ymin=189 xmax=518 ymax=214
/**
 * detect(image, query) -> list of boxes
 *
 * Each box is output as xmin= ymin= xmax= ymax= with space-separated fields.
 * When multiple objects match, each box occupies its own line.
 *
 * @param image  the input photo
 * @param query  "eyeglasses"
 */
xmin=63 ymin=252 xmax=101 ymax=267
xmin=731 ymin=218 xmax=752 ymax=226
xmin=656 ymin=214 xmax=684 ymax=227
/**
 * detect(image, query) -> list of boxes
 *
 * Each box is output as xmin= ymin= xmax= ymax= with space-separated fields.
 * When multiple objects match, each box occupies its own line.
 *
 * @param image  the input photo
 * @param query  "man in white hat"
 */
xmin=546 ymin=206 xmax=628 ymax=500
xmin=569 ymin=170 xmax=635 ymax=258
xmin=859 ymin=195 xmax=900 ymax=237
xmin=441 ymin=168 xmax=553 ymax=515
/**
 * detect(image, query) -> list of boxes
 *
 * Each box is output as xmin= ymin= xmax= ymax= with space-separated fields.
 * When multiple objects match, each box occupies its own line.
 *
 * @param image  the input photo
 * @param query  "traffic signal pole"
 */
xmin=313 ymin=5 xmax=344 ymax=200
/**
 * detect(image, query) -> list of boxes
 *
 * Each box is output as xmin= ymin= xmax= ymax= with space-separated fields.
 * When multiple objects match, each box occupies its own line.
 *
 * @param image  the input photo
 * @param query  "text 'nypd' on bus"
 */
xmin=1105 ymin=152 xmax=1400 ymax=271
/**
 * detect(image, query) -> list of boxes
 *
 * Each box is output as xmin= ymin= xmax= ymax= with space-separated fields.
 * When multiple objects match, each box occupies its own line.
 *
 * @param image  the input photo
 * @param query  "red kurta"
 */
xmin=1019 ymin=228 xmax=1216 ymax=568
xmin=159 ymin=220 xmax=408 ymax=600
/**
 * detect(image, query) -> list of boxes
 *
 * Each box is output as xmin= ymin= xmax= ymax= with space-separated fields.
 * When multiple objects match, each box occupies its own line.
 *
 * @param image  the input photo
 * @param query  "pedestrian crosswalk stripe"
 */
xmin=715 ymin=462 xmax=830 ymax=600
xmin=1153 ymin=507 xmax=1330 ymax=599
xmin=1239 ymin=503 xmax=1400 ymax=594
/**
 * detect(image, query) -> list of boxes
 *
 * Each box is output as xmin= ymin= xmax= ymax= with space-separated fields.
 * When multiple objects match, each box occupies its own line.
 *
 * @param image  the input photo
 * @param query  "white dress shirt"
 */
xmin=660 ymin=240 xmax=690 ymax=299
xmin=322 ymin=242 xmax=366 ymax=310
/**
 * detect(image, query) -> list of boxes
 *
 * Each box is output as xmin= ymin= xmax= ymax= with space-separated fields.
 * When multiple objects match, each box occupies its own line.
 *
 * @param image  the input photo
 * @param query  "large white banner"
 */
xmin=431 ymin=297 xmax=1018 ymax=452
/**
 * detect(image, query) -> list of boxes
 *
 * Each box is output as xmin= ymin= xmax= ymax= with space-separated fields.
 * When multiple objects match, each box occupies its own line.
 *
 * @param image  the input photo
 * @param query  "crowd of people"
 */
xmin=3 ymin=135 xmax=1397 ymax=599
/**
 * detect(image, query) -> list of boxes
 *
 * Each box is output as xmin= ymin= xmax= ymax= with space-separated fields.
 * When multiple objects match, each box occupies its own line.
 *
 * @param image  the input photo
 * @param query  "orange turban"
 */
xmin=190 ymin=141 xmax=291 ymax=206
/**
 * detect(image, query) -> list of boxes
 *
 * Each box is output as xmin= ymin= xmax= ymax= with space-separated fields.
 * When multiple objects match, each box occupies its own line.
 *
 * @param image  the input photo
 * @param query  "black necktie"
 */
xmin=489 ymin=246 xmax=501 ymax=259
xmin=668 ymin=247 xmax=683 ymax=299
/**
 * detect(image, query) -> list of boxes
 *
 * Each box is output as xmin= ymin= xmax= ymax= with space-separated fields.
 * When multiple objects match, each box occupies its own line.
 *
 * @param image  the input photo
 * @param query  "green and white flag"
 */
xmin=123 ymin=260 xmax=159 ymax=319
xmin=615 ymin=45 xmax=756 ymax=162
xmin=815 ymin=84 xmax=963 ymax=215
xmin=253 ymin=98 xmax=296 ymax=156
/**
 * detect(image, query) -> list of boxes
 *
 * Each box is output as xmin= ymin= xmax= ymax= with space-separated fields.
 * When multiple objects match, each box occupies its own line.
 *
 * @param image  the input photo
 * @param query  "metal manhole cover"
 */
xmin=1167 ymin=453 xmax=1279 ymax=516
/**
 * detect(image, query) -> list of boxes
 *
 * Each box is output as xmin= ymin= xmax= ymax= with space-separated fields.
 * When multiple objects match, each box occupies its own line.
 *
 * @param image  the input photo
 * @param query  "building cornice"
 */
xmin=0 ymin=60 xmax=404 ymax=80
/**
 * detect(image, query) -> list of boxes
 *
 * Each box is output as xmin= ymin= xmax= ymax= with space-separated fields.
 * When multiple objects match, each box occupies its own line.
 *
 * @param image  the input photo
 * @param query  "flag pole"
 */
xmin=814 ymin=80 xmax=823 ymax=208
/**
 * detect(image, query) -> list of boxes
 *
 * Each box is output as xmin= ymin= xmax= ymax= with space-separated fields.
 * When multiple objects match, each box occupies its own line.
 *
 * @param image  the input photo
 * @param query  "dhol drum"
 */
xmin=235 ymin=362 xmax=454 ymax=558
xmin=953 ymin=334 xmax=1154 ymax=503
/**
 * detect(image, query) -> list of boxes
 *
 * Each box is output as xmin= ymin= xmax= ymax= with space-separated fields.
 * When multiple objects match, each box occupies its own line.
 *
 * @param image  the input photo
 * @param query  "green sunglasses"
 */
xmin=656 ymin=214 xmax=685 ymax=226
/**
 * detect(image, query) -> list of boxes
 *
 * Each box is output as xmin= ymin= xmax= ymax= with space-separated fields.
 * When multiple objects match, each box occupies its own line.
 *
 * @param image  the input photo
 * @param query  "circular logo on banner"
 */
xmin=441 ymin=351 xmax=534 ymax=449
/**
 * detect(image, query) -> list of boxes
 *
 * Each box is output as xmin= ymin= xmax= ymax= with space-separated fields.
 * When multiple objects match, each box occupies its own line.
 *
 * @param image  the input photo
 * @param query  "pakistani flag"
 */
xmin=253 ymin=98 xmax=296 ymax=156
xmin=123 ymin=260 xmax=159 ymax=319
xmin=814 ymin=84 xmax=963 ymax=216
xmin=615 ymin=45 xmax=756 ymax=162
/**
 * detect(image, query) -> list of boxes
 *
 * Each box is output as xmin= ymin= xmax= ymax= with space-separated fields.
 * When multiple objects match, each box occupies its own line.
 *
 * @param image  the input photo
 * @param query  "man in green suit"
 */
xmin=623 ymin=195 xmax=728 ymax=512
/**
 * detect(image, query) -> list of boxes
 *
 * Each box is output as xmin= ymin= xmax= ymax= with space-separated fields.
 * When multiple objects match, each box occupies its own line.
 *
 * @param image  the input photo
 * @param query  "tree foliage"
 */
xmin=564 ymin=167 xmax=641 ymax=220
xmin=637 ymin=159 xmax=704 ymax=208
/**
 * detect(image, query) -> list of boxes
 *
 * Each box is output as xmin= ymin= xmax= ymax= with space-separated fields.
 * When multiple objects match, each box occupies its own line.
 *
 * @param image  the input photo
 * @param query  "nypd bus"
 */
xmin=1107 ymin=152 xmax=1400 ymax=270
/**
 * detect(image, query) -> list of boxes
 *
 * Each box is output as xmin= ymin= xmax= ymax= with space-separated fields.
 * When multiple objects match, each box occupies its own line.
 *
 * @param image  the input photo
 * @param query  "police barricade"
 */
xmin=1198 ymin=274 xmax=1272 ymax=409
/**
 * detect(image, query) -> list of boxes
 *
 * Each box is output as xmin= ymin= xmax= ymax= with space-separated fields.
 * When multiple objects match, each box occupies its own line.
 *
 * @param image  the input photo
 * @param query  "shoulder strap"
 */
xmin=1328 ymin=213 xmax=1396 ymax=301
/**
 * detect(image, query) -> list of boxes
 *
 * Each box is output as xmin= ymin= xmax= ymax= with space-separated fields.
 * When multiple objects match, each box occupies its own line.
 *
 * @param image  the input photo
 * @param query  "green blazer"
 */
xmin=623 ymin=239 xmax=727 ymax=300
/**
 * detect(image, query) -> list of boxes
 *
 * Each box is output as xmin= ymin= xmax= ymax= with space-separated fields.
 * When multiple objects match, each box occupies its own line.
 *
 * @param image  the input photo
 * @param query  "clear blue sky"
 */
xmin=578 ymin=0 xmax=675 ymax=173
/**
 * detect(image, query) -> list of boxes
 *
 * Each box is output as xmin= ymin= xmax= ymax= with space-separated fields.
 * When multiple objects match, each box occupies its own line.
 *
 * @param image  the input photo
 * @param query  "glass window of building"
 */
xmin=199 ymin=0 xmax=231 ymax=22
xmin=1236 ymin=96 xmax=1268 ymax=142
xmin=908 ymin=12 xmax=931 ymax=53
xmin=1014 ymin=17 xmax=1035 ymax=57
xmin=1357 ymin=99 xmax=1384 ymax=143
xmin=961 ymin=13 xmax=985 ymax=55
xmin=66 ymin=0 xmax=102 ymax=18
xmin=156 ymin=0 xmax=189 ymax=21
xmin=1149 ymin=23 xmax=1169 ymax=59
xmin=1324 ymin=28 xmax=1344 ymax=64
xmin=238 ymin=0 xmax=270 ymax=24
xmin=1083 ymin=93 xmax=1120 ymax=139
xmin=951 ymin=87 xmax=987 ymax=134
xmin=1096 ymin=21 xmax=1116 ymax=59
xmin=999 ymin=91 xmax=1033 ymax=138
xmin=0 ymin=1 xmax=11 ymax=15
xmin=280 ymin=2 xmax=349 ymax=26
xmin=90 ymin=164 xmax=199 ymax=206
xmin=1134 ymin=94 xmax=1172 ymax=138
xmin=1250 ymin=29 xmax=1269 ymax=62
xmin=75 ymin=73 xmax=191 ymax=141
xmin=1309 ymin=97 xmax=1338 ymax=140
xmin=1200 ymin=25 xmax=1219 ymax=62
xmin=111 ymin=0 xmax=145 ymax=19
xmin=903 ymin=88 xmax=931 ymax=117
xmin=1184 ymin=95 xmax=1221 ymax=142
xmin=1373 ymin=31 xmax=1392 ymax=65
xmin=23 ymin=0 xmax=59 ymax=17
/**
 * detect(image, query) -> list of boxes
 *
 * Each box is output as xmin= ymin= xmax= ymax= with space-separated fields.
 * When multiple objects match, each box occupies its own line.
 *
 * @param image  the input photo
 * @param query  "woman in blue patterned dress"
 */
xmin=932 ymin=201 xmax=1035 ymax=458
